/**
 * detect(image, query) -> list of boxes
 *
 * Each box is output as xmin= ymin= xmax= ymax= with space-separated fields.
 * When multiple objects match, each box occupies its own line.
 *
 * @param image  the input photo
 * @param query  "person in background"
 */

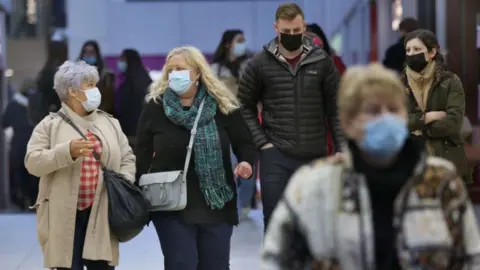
xmin=238 ymin=3 xmax=343 ymax=231
xmin=135 ymin=46 xmax=256 ymax=270
xmin=383 ymin=17 xmax=420 ymax=73
xmin=305 ymin=24 xmax=343 ymax=156
xmin=34 ymin=41 xmax=68 ymax=124
xmin=211 ymin=29 xmax=257 ymax=220
xmin=261 ymin=64 xmax=480 ymax=270
xmin=25 ymin=60 xmax=135 ymax=269
xmin=306 ymin=23 xmax=346 ymax=75
xmin=116 ymin=49 xmax=152 ymax=148
xmin=78 ymin=40 xmax=116 ymax=115
xmin=403 ymin=29 xmax=469 ymax=183
xmin=211 ymin=29 xmax=252 ymax=95
xmin=2 ymin=79 xmax=37 ymax=210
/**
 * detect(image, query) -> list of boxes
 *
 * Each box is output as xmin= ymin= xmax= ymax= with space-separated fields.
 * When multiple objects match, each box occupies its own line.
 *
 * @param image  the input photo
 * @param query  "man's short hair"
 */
xmin=275 ymin=3 xmax=304 ymax=21
xmin=399 ymin=18 xmax=420 ymax=33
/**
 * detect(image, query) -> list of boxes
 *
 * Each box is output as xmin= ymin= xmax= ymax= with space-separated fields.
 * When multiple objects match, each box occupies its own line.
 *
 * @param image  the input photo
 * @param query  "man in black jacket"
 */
xmin=238 ymin=2 xmax=343 ymax=230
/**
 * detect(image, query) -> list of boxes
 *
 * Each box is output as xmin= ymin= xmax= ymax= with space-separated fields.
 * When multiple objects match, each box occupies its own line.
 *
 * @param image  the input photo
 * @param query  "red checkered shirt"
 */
xmin=78 ymin=130 xmax=102 ymax=210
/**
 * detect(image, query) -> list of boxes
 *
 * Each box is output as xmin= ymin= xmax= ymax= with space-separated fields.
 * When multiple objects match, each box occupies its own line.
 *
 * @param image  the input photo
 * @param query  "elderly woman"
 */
xmin=261 ymin=64 xmax=480 ymax=269
xmin=25 ymin=60 xmax=135 ymax=270
xmin=135 ymin=46 xmax=256 ymax=270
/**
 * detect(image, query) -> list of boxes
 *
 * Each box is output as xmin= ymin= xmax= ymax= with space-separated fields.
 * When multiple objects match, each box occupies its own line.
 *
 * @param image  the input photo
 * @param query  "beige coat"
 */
xmin=25 ymin=104 xmax=136 ymax=268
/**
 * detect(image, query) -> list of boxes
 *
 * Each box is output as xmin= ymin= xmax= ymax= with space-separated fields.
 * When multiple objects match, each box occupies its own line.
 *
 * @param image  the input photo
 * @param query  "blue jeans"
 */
xmin=237 ymin=175 xmax=256 ymax=213
xmin=230 ymin=148 xmax=256 ymax=216
xmin=151 ymin=214 xmax=233 ymax=270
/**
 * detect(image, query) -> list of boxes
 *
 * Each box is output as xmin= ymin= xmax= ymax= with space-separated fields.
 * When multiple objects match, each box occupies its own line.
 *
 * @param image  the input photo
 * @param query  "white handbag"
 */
xmin=138 ymin=99 xmax=205 ymax=211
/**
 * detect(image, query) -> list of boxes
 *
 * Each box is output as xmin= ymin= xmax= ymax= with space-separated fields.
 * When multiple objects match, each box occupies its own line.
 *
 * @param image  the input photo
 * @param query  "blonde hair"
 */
xmin=146 ymin=46 xmax=239 ymax=114
xmin=338 ymin=64 xmax=406 ymax=119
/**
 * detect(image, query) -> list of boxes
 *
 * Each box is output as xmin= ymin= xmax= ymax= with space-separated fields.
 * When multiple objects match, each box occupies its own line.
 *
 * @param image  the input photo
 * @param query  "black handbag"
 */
xmin=58 ymin=111 xmax=150 ymax=242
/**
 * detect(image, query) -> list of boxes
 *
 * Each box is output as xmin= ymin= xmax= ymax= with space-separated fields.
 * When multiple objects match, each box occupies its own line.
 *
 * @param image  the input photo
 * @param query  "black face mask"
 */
xmin=279 ymin=33 xmax=303 ymax=52
xmin=405 ymin=53 xmax=428 ymax=72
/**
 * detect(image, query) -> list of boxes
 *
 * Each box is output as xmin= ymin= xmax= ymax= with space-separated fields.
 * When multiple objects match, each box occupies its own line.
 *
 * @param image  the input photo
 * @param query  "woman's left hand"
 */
xmin=234 ymin=161 xmax=253 ymax=179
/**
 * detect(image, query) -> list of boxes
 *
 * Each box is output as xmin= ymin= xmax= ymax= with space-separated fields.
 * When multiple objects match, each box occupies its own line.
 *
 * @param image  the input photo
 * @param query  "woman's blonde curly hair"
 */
xmin=146 ymin=46 xmax=239 ymax=114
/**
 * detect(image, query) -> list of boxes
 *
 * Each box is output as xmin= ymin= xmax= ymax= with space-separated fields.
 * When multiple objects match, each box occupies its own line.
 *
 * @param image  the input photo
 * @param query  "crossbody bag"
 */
xmin=138 ymin=98 xmax=205 ymax=211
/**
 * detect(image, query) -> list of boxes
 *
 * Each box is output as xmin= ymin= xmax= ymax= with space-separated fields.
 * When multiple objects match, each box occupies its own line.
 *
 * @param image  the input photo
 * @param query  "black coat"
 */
xmin=2 ymin=93 xmax=34 ymax=166
xmin=238 ymin=36 xmax=343 ymax=159
xmin=134 ymin=100 xmax=256 ymax=225
xmin=383 ymin=37 xmax=406 ymax=73
xmin=117 ymin=70 xmax=152 ymax=138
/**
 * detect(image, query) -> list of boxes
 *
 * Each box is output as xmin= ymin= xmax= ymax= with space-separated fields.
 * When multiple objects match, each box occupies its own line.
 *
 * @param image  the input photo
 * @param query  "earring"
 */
xmin=195 ymin=81 xmax=199 ymax=86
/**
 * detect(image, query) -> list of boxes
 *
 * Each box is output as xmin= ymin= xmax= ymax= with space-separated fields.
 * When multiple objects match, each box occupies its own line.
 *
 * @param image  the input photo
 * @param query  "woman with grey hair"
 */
xmin=25 ymin=60 xmax=135 ymax=270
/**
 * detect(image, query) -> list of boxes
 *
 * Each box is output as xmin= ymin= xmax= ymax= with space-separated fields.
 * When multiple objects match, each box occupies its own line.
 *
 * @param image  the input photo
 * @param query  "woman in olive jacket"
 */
xmin=403 ymin=29 xmax=468 ymax=181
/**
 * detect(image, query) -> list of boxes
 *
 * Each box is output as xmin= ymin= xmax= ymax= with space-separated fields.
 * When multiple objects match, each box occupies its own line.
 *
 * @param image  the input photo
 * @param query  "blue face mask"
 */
xmin=168 ymin=70 xmax=193 ymax=95
xmin=359 ymin=114 xmax=408 ymax=160
xmin=83 ymin=56 xmax=97 ymax=65
xmin=232 ymin=42 xmax=247 ymax=57
xmin=117 ymin=60 xmax=127 ymax=72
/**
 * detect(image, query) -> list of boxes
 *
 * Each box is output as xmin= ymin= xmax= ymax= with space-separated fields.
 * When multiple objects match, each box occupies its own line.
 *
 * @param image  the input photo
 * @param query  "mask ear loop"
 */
xmin=70 ymin=88 xmax=86 ymax=105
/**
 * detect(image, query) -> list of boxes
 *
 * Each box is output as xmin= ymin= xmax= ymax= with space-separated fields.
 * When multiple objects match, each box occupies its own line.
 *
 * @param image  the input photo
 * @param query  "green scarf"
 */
xmin=163 ymin=86 xmax=233 ymax=209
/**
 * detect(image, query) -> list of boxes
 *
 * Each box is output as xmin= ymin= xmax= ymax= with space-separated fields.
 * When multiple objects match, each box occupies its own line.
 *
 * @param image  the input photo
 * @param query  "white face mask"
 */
xmin=79 ymin=87 xmax=102 ymax=112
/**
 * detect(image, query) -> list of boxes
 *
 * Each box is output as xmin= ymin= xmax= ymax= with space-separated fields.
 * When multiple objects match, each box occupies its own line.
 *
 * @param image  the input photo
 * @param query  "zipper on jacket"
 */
xmin=295 ymin=76 xmax=301 ymax=146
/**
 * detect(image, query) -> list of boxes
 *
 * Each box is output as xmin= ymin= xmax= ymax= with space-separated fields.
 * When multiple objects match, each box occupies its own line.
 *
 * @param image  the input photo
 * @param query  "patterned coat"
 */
xmin=261 ymin=142 xmax=480 ymax=269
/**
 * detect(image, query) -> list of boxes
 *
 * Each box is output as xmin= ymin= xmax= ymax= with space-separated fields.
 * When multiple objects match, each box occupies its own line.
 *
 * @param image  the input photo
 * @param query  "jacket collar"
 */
xmin=59 ymin=103 xmax=99 ymax=130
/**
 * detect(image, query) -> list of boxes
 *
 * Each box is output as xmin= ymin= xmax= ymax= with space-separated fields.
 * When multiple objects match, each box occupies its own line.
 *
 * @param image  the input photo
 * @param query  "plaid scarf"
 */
xmin=163 ymin=87 xmax=233 ymax=209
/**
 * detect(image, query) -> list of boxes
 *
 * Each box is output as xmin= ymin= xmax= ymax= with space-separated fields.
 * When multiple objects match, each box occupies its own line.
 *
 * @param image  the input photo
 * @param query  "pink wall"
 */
xmin=104 ymin=54 xmax=215 ymax=74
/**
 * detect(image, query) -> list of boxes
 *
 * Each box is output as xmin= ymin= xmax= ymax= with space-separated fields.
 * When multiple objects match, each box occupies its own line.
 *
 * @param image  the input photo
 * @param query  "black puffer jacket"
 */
xmin=238 ymin=36 xmax=343 ymax=159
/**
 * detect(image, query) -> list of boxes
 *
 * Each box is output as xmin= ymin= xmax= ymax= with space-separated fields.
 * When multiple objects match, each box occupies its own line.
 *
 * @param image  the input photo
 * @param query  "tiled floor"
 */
xmin=4 ymin=206 xmax=480 ymax=270
xmin=0 ymin=210 xmax=264 ymax=270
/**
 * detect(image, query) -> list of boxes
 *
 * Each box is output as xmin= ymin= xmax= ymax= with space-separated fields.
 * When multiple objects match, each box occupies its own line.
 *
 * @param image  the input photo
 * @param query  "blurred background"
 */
xmin=0 ymin=0 xmax=478 ymax=210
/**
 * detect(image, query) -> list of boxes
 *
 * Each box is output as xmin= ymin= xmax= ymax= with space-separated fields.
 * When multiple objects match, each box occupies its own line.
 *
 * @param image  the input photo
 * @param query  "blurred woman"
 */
xmin=116 ymin=49 xmax=152 ymax=147
xmin=25 ymin=60 xmax=135 ymax=269
xmin=34 ymin=41 xmax=68 ymax=123
xmin=261 ymin=64 xmax=480 ymax=270
xmin=78 ymin=40 xmax=115 ymax=115
xmin=211 ymin=29 xmax=251 ymax=96
xmin=211 ymin=29 xmax=257 ymax=219
xmin=135 ymin=46 xmax=256 ymax=270
xmin=306 ymin=23 xmax=346 ymax=75
xmin=402 ymin=29 xmax=469 ymax=182
xmin=2 ymin=79 xmax=37 ymax=210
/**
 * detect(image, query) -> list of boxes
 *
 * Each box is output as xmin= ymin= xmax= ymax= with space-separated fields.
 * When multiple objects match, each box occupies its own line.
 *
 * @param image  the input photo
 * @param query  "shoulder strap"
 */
xmin=57 ymin=111 xmax=102 ymax=163
xmin=183 ymin=98 xmax=206 ymax=173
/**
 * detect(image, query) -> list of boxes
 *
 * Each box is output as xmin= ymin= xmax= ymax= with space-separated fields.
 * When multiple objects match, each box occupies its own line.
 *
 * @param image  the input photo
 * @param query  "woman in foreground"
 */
xmin=261 ymin=64 xmax=480 ymax=269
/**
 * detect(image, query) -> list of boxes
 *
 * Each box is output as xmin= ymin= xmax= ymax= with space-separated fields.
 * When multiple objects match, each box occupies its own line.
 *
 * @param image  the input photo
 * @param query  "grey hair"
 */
xmin=53 ymin=60 xmax=100 ymax=101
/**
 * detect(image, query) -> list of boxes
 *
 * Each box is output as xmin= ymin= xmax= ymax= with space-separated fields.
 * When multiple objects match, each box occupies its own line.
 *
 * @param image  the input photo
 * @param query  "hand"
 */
xmin=70 ymin=139 xmax=94 ymax=159
xmin=425 ymin=111 xmax=447 ymax=124
xmin=261 ymin=143 xmax=274 ymax=150
xmin=331 ymin=152 xmax=345 ymax=162
xmin=234 ymin=161 xmax=253 ymax=179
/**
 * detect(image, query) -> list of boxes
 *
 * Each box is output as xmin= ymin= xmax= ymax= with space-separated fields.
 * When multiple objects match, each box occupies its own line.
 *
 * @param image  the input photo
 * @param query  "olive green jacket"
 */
xmin=403 ymin=66 xmax=468 ymax=179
